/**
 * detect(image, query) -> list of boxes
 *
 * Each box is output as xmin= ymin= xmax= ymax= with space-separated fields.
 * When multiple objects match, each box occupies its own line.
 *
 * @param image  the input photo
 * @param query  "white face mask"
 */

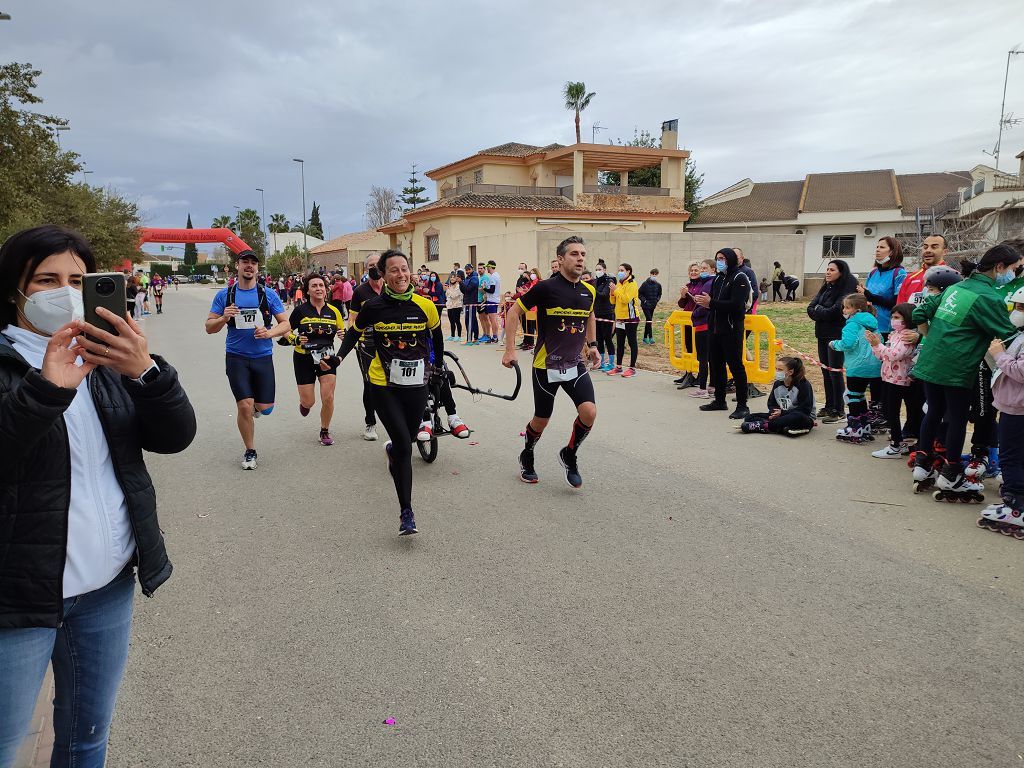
xmin=19 ymin=286 xmax=84 ymax=336
xmin=1011 ymin=310 xmax=1024 ymax=328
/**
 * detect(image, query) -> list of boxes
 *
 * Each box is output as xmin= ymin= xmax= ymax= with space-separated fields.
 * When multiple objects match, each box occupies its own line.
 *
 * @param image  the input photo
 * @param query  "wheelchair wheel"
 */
xmin=417 ymin=435 xmax=438 ymax=463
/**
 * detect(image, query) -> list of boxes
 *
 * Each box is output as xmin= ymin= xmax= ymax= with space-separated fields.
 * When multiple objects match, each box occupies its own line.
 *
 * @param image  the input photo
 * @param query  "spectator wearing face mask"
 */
xmin=676 ymin=260 xmax=715 ymax=396
xmin=638 ymin=268 xmax=663 ymax=344
xmin=592 ymin=259 xmax=616 ymax=371
xmin=608 ymin=263 xmax=640 ymax=378
xmin=739 ymin=357 xmax=815 ymax=436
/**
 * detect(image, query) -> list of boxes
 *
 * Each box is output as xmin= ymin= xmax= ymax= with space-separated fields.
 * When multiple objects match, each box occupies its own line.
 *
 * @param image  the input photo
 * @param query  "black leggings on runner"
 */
xmin=918 ymin=382 xmax=972 ymax=462
xmin=357 ymin=350 xmax=376 ymax=426
xmin=371 ymin=384 xmax=429 ymax=512
xmin=596 ymin=318 xmax=614 ymax=357
xmin=615 ymin=323 xmax=638 ymax=367
xmin=531 ymin=364 xmax=595 ymax=420
xmin=447 ymin=307 xmax=463 ymax=337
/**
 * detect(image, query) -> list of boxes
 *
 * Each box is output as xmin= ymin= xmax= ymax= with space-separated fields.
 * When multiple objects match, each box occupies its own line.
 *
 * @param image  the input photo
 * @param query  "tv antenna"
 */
xmin=982 ymin=46 xmax=1024 ymax=170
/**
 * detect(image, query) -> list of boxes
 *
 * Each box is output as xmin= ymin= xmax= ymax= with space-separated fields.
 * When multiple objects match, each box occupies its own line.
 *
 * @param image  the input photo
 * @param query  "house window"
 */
xmin=473 ymin=169 xmax=483 ymax=184
xmin=821 ymin=235 xmax=856 ymax=258
xmin=456 ymin=175 xmax=463 ymax=187
xmin=426 ymin=234 xmax=440 ymax=262
xmin=469 ymin=245 xmax=476 ymax=262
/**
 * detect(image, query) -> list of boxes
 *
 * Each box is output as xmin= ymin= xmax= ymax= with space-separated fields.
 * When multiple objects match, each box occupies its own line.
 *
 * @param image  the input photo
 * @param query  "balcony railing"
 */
xmin=442 ymin=183 xmax=571 ymax=198
xmin=931 ymin=191 xmax=961 ymax=218
xmin=582 ymin=184 xmax=669 ymax=196
xmin=993 ymin=175 xmax=1024 ymax=191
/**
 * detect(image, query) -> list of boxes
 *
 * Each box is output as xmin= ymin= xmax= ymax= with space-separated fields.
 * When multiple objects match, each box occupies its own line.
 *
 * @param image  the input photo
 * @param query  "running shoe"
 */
xmin=417 ymin=421 xmax=433 ymax=442
xmin=821 ymin=410 xmax=845 ymax=423
xmin=607 ymin=366 xmax=622 ymax=376
xmin=449 ymin=415 xmax=470 ymax=438
xmin=518 ymin=448 xmax=539 ymax=484
xmin=621 ymin=367 xmax=637 ymax=378
xmin=399 ymin=508 xmax=418 ymax=535
xmin=729 ymin=406 xmax=751 ymax=420
xmin=698 ymin=401 xmax=728 ymax=412
xmin=242 ymin=449 xmax=258 ymax=470
xmin=479 ymin=335 xmax=492 ymax=343
xmin=688 ymin=388 xmax=711 ymax=398
xmin=252 ymin=406 xmax=261 ymax=419
xmin=871 ymin=443 xmax=907 ymax=459
xmin=299 ymin=404 xmax=311 ymax=417
xmin=319 ymin=428 xmax=334 ymax=446
xmin=816 ymin=407 xmax=830 ymax=418
xmin=558 ymin=447 xmax=583 ymax=489
xmin=600 ymin=361 xmax=614 ymax=372
xmin=363 ymin=424 xmax=378 ymax=441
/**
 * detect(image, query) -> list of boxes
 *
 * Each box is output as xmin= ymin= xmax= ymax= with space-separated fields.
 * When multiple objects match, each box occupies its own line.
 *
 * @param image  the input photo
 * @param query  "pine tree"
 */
xmin=399 ymin=164 xmax=429 ymax=210
xmin=183 ymin=213 xmax=198 ymax=267
xmin=308 ymin=201 xmax=324 ymax=239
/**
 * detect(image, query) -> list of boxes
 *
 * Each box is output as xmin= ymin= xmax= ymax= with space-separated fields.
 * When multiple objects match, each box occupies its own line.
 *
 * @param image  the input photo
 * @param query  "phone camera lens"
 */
xmin=96 ymin=277 xmax=115 ymax=297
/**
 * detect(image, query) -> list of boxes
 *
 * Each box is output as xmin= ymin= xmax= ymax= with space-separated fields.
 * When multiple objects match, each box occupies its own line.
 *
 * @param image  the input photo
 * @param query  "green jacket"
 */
xmin=911 ymin=273 xmax=1016 ymax=388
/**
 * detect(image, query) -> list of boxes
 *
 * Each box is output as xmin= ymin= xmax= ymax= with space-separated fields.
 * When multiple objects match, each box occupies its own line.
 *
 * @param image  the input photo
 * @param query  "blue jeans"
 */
xmin=0 ymin=565 xmax=135 ymax=768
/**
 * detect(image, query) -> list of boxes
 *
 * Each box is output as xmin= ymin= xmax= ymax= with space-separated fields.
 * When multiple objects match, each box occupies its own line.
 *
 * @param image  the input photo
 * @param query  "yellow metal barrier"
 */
xmin=663 ymin=311 xmax=778 ymax=385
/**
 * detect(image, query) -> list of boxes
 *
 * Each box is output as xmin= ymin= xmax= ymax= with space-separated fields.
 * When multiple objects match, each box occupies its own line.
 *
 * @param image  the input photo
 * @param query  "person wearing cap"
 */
xmin=206 ymin=249 xmax=291 ymax=470
xmin=482 ymin=260 xmax=502 ymax=344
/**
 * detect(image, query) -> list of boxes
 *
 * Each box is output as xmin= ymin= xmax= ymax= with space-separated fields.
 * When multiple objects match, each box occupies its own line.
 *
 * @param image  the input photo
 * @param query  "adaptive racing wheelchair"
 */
xmin=417 ymin=350 xmax=521 ymax=463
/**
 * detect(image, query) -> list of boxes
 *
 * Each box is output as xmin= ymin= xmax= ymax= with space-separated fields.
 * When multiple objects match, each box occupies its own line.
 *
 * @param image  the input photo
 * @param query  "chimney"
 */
xmin=1018 ymin=149 xmax=1024 ymax=179
xmin=660 ymin=119 xmax=679 ymax=150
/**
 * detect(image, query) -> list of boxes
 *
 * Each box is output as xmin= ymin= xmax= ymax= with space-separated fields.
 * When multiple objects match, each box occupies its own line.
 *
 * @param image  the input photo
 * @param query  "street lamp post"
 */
xmin=81 ymin=168 xmax=93 ymax=184
xmin=292 ymin=158 xmax=308 ymax=267
xmin=52 ymin=125 xmax=69 ymax=150
xmin=256 ymin=187 xmax=268 ymax=257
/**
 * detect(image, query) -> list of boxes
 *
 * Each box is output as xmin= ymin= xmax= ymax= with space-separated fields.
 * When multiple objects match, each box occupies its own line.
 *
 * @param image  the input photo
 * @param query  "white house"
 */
xmin=266 ymin=231 xmax=324 ymax=256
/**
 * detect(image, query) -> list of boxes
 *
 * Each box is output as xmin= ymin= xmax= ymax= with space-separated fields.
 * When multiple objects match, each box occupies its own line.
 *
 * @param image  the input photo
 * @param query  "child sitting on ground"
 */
xmin=865 ymin=302 xmax=921 ymax=458
xmin=740 ymin=357 xmax=816 ymax=436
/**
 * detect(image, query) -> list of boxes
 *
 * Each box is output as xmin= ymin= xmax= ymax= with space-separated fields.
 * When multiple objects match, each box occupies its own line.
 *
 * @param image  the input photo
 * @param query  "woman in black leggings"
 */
xmin=608 ymin=263 xmax=640 ymax=377
xmin=340 ymin=249 xmax=445 ymax=535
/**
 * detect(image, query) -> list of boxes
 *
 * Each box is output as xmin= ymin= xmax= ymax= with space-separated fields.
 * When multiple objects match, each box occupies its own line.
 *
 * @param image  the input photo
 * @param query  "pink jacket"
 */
xmin=870 ymin=332 xmax=917 ymax=386
xmin=993 ymin=335 xmax=1024 ymax=416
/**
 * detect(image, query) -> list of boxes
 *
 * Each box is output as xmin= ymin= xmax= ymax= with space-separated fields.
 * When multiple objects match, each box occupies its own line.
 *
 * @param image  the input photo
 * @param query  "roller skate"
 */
xmin=911 ymin=452 xmax=940 ymax=493
xmin=963 ymin=454 xmax=992 ymax=481
xmin=836 ymin=414 xmax=873 ymax=444
xmin=740 ymin=419 xmax=769 ymax=434
xmin=932 ymin=461 xmax=985 ymax=503
xmin=977 ymin=497 xmax=1024 ymax=539
xmin=865 ymin=405 xmax=889 ymax=435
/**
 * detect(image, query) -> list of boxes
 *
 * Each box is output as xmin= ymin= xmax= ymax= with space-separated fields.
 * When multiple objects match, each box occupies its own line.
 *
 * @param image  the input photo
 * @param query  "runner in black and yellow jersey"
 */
xmin=339 ymin=249 xmax=443 ymax=535
xmin=502 ymin=236 xmax=600 ymax=488
xmin=283 ymin=273 xmax=343 ymax=446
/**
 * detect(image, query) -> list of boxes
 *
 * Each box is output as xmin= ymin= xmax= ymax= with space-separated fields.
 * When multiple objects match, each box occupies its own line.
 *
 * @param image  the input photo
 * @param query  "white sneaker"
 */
xmin=871 ymin=444 xmax=906 ymax=459
xmin=449 ymin=415 xmax=470 ymax=438
xmin=363 ymin=424 xmax=378 ymax=441
xmin=242 ymin=449 xmax=258 ymax=470
xmin=417 ymin=421 xmax=433 ymax=442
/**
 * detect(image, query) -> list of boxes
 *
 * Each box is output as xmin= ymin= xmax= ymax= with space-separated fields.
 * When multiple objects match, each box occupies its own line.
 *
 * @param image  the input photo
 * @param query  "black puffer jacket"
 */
xmin=0 ymin=335 xmax=196 ymax=628
xmin=707 ymin=269 xmax=751 ymax=335
xmin=806 ymin=272 xmax=858 ymax=341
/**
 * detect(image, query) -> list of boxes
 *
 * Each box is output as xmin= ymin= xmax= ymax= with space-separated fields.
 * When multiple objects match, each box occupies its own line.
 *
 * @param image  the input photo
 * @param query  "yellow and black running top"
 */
xmin=343 ymin=291 xmax=442 ymax=387
xmin=517 ymin=274 xmax=596 ymax=370
xmin=286 ymin=301 xmax=343 ymax=354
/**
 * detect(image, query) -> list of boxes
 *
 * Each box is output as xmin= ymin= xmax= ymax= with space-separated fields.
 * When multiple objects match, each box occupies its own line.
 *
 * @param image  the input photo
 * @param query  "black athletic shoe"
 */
xmin=558 ymin=447 xmax=583 ymax=489
xmin=242 ymin=449 xmax=258 ymax=470
xmin=729 ymin=406 xmax=751 ymax=420
xmin=746 ymin=383 xmax=765 ymax=398
xmin=519 ymin=448 xmax=539 ymax=484
xmin=399 ymin=508 xmax=418 ymax=535
xmin=699 ymin=401 xmax=729 ymax=412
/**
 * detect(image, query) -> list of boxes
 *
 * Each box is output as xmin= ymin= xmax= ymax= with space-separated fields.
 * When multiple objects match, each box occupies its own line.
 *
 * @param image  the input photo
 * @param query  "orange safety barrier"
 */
xmin=663 ymin=311 xmax=778 ymax=385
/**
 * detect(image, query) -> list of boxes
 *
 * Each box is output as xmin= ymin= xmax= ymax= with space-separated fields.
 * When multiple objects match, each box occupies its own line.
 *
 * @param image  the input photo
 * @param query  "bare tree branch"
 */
xmin=365 ymin=186 xmax=399 ymax=229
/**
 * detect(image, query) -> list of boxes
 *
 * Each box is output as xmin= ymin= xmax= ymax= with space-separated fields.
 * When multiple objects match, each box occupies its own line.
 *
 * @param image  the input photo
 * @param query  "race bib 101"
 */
xmin=389 ymin=358 xmax=425 ymax=386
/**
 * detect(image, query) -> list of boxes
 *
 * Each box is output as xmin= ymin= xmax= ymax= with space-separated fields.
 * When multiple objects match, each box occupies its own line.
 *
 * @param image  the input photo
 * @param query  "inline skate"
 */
xmin=977 ymin=498 xmax=1024 ymax=539
xmin=911 ymin=451 xmax=942 ymax=493
xmin=932 ymin=461 xmax=985 ymax=503
xmin=962 ymin=448 xmax=1001 ymax=481
xmin=836 ymin=414 xmax=873 ymax=444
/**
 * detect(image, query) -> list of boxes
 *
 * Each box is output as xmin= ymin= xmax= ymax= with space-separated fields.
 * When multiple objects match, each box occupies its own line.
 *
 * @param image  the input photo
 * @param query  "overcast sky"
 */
xmin=4 ymin=0 xmax=1023 ymax=247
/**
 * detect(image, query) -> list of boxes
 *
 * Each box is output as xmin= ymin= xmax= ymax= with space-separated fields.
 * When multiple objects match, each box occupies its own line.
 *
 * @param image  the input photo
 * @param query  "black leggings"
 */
xmin=596 ymin=318 xmax=614 ymax=357
xmin=883 ymin=382 xmax=922 ymax=444
xmin=918 ymin=382 xmax=972 ymax=462
xmin=642 ymin=306 xmax=656 ymax=341
xmin=523 ymin=317 xmax=535 ymax=346
xmin=745 ymin=410 xmax=815 ymax=434
xmin=709 ymin=326 xmax=747 ymax=406
xmin=694 ymin=329 xmax=709 ymax=389
xmin=816 ymin=338 xmax=846 ymax=413
xmin=969 ymin=362 xmax=997 ymax=456
xmin=463 ymin=306 xmax=478 ymax=341
xmin=371 ymin=384 xmax=429 ymax=512
xmin=615 ymin=323 xmax=638 ymax=367
xmin=772 ymin=281 xmax=783 ymax=301
xmin=357 ymin=349 xmax=376 ymax=426
xmin=447 ymin=307 xmax=462 ymax=337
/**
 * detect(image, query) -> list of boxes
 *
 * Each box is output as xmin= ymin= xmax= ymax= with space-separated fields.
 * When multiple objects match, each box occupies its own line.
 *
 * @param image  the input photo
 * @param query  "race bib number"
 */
xmin=910 ymin=291 xmax=926 ymax=306
xmin=310 ymin=348 xmax=329 ymax=365
xmin=614 ymin=321 xmax=626 ymax=330
xmin=548 ymin=366 xmax=579 ymax=383
xmin=235 ymin=308 xmax=260 ymax=329
xmin=389 ymin=358 xmax=425 ymax=386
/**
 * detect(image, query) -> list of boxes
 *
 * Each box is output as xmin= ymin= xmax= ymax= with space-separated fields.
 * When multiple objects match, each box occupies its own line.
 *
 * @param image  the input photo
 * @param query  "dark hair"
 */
xmin=1000 ymin=237 xmax=1024 ymax=259
xmin=597 ymin=259 xmax=607 ymax=268
xmin=977 ymin=243 xmax=1022 ymax=272
xmin=302 ymin=271 xmax=327 ymax=297
xmin=827 ymin=259 xmax=859 ymax=295
xmin=877 ymin=236 xmax=904 ymax=267
xmin=716 ymin=248 xmax=739 ymax=270
xmin=429 ymin=271 xmax=440 ymax=282
xmin=925 ymin=233 xmax=948 ymax=248
xmin=380 ymin=249 xmax=411 ymax=273
xmin=650 ymin=268 xmax=659 ymax=276
xmin=891 ymin=302 xmax=915 ymax=328
xmin=0 ymin=225 xmax=95 ymax=329
xmin=779 ymin=356 xmax=805 ymax=383
xmin=773 ymin=261 xmax=781 ymax=268
xmin=556 ymin=235 xmax=585 ymax=256
xmin=843 ymin=292 xmax=875 ymax=315
xmin=619 ymin=263 xmax=633 ymax=277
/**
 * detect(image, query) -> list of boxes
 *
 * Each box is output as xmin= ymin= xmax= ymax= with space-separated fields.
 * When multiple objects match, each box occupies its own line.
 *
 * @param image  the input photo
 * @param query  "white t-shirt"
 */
xmin=486 ymin=271 xmax=501 ymax=304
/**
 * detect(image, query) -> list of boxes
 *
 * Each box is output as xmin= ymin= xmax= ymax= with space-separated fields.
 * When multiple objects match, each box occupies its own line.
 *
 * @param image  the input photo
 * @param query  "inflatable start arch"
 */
xmin=138 ymin=227 xmax=253 ymax=255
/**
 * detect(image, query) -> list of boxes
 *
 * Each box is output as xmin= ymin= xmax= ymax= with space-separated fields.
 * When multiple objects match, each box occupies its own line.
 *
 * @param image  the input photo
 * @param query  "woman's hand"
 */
xmin=989 ymin=338 xmax=1006 ymax=358
xmin=693 ymin=293 xmax=711 ymax=308
xmin=679 ymin=285 xmax=688 ymax=298
xmin=41 ymin=322 xmax=96 ymax=390
xmin=855 ymin=283 xmax=865 ymax=295
xmin=298 ymin=335 xmax=310 ymax=346
xmin=76 ymin=308 xmax=153 ymax=378
xmin=768 ymin=409 xmax=781 ymax=420
xmin=864 ymin=330 xmax=881 ymax=347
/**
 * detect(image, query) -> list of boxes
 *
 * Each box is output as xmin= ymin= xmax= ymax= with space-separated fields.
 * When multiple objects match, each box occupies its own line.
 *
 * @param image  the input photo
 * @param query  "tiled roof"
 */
xmin=413 ymin=193 xmax=575 ymax=213
xmin=694 ymin=181 xmax=804 ymax=224
xmin=895 ymin=171 xmax=972 ymax=211
xmin=477 ymin=142 xmax=565 ymax=158
xmin=801 ymin=170 xmax=897 ymax=212
xmin=310 ymin=228 xmax=387 ymax=254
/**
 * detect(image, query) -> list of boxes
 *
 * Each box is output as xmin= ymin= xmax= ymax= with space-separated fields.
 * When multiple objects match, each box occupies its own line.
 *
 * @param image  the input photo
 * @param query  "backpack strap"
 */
xmin=225 ymin=283 xmax=272 ymax=329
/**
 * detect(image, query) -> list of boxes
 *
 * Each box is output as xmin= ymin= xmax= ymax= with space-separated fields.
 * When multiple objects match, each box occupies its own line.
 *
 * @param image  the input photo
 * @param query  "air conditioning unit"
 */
xmin=794 ymin=227 xmax=806 ymax=235
xmin=863 ymin=225 xmax=876 ymax=237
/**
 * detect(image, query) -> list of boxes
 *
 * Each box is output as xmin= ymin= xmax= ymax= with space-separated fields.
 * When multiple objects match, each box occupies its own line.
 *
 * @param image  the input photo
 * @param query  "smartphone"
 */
xmin=82 ymin=272 xmax=127 ymax=341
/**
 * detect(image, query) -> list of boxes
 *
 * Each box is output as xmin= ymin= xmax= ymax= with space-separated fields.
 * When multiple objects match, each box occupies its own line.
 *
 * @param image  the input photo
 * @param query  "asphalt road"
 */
xmin=108 ymin=285 xmax=1023 ymax=768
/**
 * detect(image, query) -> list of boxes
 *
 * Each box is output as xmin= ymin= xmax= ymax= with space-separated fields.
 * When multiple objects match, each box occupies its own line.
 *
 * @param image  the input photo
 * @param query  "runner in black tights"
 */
xmin=340 ymin=249 xmax=444 ymax=535
xmin=349 ymin=253 xmax=383 ymax=441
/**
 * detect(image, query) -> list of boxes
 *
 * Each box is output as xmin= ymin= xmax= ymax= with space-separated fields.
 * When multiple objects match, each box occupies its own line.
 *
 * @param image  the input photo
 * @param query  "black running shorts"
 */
xmin=292 ymin=351 xmax=339 ymax=386
xmin=531 ymin=363 xmax=595 ymax=420
xmin=225 ymin=353 xmax=276 ymax=403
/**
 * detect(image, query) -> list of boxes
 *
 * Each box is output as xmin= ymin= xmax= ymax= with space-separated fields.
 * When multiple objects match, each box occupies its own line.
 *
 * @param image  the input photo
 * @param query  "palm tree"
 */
xmin=563 ymin=81 xmax=596 ymax=144
xmin=211 ymin=215 xmax=232 ymax=231
xmin=269 ymin=213 xmax=290 ymax=233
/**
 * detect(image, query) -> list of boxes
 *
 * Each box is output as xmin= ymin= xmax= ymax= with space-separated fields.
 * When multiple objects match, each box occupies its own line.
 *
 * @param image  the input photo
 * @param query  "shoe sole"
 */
xmin=518 ymin=457 xmax=539 ymax=484
xmin=557 ymin=452 xmax=582 ymax=489
xmin=399 ymin=528 xmax=418 ymax=535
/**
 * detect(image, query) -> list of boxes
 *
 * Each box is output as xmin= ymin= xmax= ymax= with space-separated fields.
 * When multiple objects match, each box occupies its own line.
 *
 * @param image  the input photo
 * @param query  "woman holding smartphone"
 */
xmin=0 ymin=225 xmax=197 ymax=766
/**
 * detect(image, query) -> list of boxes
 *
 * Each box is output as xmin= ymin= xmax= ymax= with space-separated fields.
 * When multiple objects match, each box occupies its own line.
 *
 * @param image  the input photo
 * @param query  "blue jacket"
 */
xmin=864 ymin=266 xmax=906 ymax=333
xmin=460 ymin=272 xmax=479 ymax=307
xmin=830 ymin=311 xmax=882 ymax=378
